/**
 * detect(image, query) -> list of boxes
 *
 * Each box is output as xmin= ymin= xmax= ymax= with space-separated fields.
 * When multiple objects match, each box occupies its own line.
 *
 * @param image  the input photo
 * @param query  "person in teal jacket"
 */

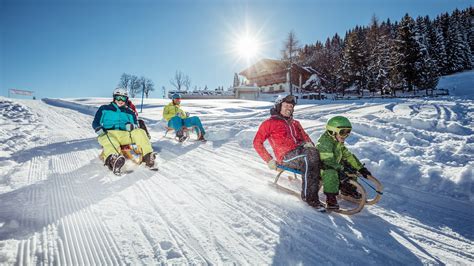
xmin=92 ymin=88 xmax=155 ymax=173
xmin=162 ymin=93 xmax=206 ymax=142
xmin=317 ymin=116 xmax=372 ymax=210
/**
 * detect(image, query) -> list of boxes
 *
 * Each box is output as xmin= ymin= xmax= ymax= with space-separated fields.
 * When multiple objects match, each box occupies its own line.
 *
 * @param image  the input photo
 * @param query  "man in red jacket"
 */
xmin=253 ymin=94 xmax=323 ymax=209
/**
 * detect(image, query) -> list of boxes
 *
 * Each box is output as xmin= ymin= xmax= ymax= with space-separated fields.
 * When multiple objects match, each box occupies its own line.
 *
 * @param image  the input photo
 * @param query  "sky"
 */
xmin=1 ymin=0 xmax=472 ymax=99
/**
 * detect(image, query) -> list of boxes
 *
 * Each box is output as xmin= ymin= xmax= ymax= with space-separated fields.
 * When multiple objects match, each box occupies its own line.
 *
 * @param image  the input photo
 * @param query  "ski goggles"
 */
xmin=114 ymin=95 xmax=128 ymax=102
xmin=337 ymin=128 xmax=352 ymax=137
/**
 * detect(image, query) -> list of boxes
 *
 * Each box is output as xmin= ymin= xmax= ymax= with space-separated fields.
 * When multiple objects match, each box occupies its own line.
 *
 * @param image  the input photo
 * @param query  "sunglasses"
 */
xmin=338 ymin=128 xmax=352 ymax=137
xmin=114 ymin=95 xmax=128 ymax=102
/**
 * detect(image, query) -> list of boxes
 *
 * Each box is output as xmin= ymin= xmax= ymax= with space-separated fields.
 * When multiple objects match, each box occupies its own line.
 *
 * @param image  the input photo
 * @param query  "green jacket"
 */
xmin=317 ymin=131 xmax=364 ymax=172
xmin=163 ymin=102 xmax=187 ymax=121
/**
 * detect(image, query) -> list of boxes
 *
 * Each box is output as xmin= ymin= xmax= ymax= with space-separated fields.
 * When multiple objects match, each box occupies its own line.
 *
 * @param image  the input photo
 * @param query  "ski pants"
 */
xmin=168 ymin=116 xmax=206 ymax=136
xmin=98 ymin=128 xmax=153 ymax=159
xmin=321 ymin=169 xmax=340 ymax=194
xmin=280 ymin=145 xmax=321 ymax=202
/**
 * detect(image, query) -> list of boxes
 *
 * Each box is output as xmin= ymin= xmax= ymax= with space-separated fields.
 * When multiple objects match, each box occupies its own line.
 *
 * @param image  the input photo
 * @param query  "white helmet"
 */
xmin=113 ymin=88 xmax=128 ymax=97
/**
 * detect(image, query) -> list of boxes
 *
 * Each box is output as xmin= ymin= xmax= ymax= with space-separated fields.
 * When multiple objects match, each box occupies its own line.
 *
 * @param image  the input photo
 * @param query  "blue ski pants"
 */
xmin=168 ymin=116 xmax=206 ymax=136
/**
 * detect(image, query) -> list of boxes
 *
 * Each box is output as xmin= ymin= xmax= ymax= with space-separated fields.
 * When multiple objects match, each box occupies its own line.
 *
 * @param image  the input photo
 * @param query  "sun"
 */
xmin=235 ymin=36 xmax=260 ymax=59
xmin=223 ymin=18 xmax=269 ymax=66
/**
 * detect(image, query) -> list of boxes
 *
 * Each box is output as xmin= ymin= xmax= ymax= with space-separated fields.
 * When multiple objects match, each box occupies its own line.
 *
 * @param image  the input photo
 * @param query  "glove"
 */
xmin=95 ymin=126 xmax=106 ymax=136
xmin=359 ymin=167 xmax=372 ymax=179
xmin=303 ymin=142 xmax=315 ymax=148
xmin=338 ymin=170 xmax=350 ymax=183
xmin=125 ymin=123 xmax=134 ymax=131
xmin=267 ymin=159 xmax=277 ymax=170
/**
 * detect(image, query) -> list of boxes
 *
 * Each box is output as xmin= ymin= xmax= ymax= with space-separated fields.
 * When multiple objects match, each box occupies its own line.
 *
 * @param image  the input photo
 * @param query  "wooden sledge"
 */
xmin=273 ymin=165 xmax=383 ymax=215
xmin=99 ymin=144 xmax=143 ymax=165
xmin=164 ymin=126 xmax=201 ymax=142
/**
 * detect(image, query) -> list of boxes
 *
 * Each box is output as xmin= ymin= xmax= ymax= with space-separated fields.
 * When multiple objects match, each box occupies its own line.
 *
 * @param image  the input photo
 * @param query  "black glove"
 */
xmin=95 ymin=126 xmax=107 ymax=136
xmin=125 ymin=123 xmax=134 ymax=131
xmin=338 ymin=170 xmax=350 ymax=183
xmin=359 ymin=167 xmax=372 ymax=178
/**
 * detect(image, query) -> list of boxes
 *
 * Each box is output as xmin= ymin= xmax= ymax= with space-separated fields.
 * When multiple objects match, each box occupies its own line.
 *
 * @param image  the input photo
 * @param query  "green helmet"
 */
xmin=326 ymin=116 xmax=352 ymax=136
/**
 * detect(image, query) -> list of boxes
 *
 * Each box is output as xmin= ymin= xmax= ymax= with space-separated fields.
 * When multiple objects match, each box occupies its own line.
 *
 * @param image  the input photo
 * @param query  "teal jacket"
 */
xmin=92 ymin=102 xmax=137 ymax=131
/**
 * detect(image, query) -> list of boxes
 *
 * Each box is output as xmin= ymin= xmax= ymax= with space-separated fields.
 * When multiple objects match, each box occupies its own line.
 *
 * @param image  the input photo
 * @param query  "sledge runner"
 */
xmin=92 ymin=88 xmax=157 ymax=174
xmin=162 ymin=93 xmax=206 ymax=142
xmin=317 ymin=116 xmax=373 ymax=210
xmin=253 ymin=94 xmax=324 ymax=210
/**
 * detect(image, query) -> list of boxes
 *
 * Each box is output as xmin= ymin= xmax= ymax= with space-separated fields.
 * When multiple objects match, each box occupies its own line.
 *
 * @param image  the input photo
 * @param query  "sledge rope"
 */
xmin=106 ymin=133 xmax=121 ymax=154
xmin=359 ymin=176 xmax=383 ymax=195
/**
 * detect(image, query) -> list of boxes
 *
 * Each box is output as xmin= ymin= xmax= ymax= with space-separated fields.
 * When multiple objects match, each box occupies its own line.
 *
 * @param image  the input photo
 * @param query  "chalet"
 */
xmin=238 ymin=59 xmax=315 ymax=94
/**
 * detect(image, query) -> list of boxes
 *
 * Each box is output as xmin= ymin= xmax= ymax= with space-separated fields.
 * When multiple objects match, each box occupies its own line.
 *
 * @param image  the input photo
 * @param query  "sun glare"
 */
xmin=224 ymin=18 xmax=269 ymax=67
xmin=236 ymin=36 xmax=260 ymax=59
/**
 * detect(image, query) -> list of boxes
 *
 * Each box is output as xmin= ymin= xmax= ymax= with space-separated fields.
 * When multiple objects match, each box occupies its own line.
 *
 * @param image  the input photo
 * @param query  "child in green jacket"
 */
xmin=317 ymin=116 xmax=372 ymax=210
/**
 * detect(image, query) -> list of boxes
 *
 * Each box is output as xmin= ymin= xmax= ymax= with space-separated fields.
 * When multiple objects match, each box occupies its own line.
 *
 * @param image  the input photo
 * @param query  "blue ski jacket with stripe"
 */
xmin=92 ymin=102 xmax=138 ymax=131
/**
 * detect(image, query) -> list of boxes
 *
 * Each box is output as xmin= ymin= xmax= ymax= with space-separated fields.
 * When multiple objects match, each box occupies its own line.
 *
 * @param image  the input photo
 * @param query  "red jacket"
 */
xmin=127 ymin=100 xmax=139 ymax=118
xmin=253 ymin=115 xmax=312 ymax=163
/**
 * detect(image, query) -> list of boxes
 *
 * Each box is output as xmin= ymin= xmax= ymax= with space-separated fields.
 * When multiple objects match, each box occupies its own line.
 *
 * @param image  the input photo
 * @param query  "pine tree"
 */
xmin=233 ymin=73 xmax=240 ymax=87
xmin=341 ymin=27 xmax=367 ymax=95
xmin=464 ymin=7 xmax=474 ymax=59
xmin=392 ymin=14 xmax=422 ymax=92
xmin=428 ymin=16 xmax=448 ymax=75
xmin=328 ymin=33 xmax=344 ymax=92
xmin=371 ymin=20 xmax=392 ymax=96
xmin=459 ymin=8 xmax=473 ymax=69
xmin=439 ymin=9 xmax=472 ymax=73
xmin=366 ymin=15 xmax=383 ymax=95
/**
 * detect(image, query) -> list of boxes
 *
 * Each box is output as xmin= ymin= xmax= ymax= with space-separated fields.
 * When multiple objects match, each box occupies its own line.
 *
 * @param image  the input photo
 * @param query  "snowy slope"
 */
xmin=0 ymin=94 xmax=473 ymax=265
xmin=437 ymin=70 xmax=474 ymax=99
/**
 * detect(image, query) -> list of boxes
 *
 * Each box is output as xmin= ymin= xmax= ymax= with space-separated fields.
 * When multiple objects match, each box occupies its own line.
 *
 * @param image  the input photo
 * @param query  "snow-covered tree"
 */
xmin=391 ymin=14 xmax=422 ymax=92
xmin=341 ymin=27 xmax=368 ymax=95
xmin=233 ymin=73 xmax=240 ymax=87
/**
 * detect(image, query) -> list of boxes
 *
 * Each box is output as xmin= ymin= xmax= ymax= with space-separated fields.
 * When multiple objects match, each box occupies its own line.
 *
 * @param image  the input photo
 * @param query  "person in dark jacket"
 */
xmin=126 ymin=99 xmax=151 ymax=139
xmin=92 ymin=88 xmax=156 ymax=173
xmin=253 ymin=94 xmax=323 ymax=210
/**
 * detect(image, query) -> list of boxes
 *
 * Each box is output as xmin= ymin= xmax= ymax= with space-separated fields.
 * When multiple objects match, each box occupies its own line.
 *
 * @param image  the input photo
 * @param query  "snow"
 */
xmin=437 ymin=70 xmax=474 ymax=99
xmin=0 ymin=73 xmax=473 ymax=264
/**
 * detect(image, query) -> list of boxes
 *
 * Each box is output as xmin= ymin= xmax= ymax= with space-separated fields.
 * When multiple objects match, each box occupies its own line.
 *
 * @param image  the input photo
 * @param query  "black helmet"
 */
xmin=274 ymin=94 xmax=297 ymax=114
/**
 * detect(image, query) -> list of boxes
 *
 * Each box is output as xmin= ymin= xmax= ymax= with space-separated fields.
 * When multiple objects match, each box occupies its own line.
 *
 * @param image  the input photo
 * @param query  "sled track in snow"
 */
xmin=13 ymin=102 xmax=124 ymax=264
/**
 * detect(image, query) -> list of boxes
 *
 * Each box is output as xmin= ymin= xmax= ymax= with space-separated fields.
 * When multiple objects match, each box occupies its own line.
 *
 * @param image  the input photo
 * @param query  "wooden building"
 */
xmin=238 ymin=59 xmax=315 ymax=94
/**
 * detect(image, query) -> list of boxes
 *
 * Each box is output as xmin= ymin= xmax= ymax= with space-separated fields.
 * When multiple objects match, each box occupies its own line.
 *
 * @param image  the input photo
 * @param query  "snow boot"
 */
xmin=176 ymin=130 xmax=186 ymax=142
xmin=105 ymin=154 xmax=125 ymax=174
xmin=325 ymin=193 xmax=340 ymax=210
xmin=307 ymin=199 xmax=325 ymax=211
xmin=143 ymin=152 xmax=156 ymax=168
xmin=197 ymin=133 xmax=206 ymax=142
xmin=340 ymin=182 xmax=362 ymax=199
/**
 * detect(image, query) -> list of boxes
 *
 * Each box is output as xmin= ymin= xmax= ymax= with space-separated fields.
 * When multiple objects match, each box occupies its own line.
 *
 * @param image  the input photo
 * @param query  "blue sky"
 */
xmin=1 ymin=0 xmax=471 ymax=99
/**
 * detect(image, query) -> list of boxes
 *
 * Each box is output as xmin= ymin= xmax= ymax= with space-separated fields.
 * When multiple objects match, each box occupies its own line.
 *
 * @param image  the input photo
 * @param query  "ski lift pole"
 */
xmin=140 ymin=82 xmax=145 ymax=113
